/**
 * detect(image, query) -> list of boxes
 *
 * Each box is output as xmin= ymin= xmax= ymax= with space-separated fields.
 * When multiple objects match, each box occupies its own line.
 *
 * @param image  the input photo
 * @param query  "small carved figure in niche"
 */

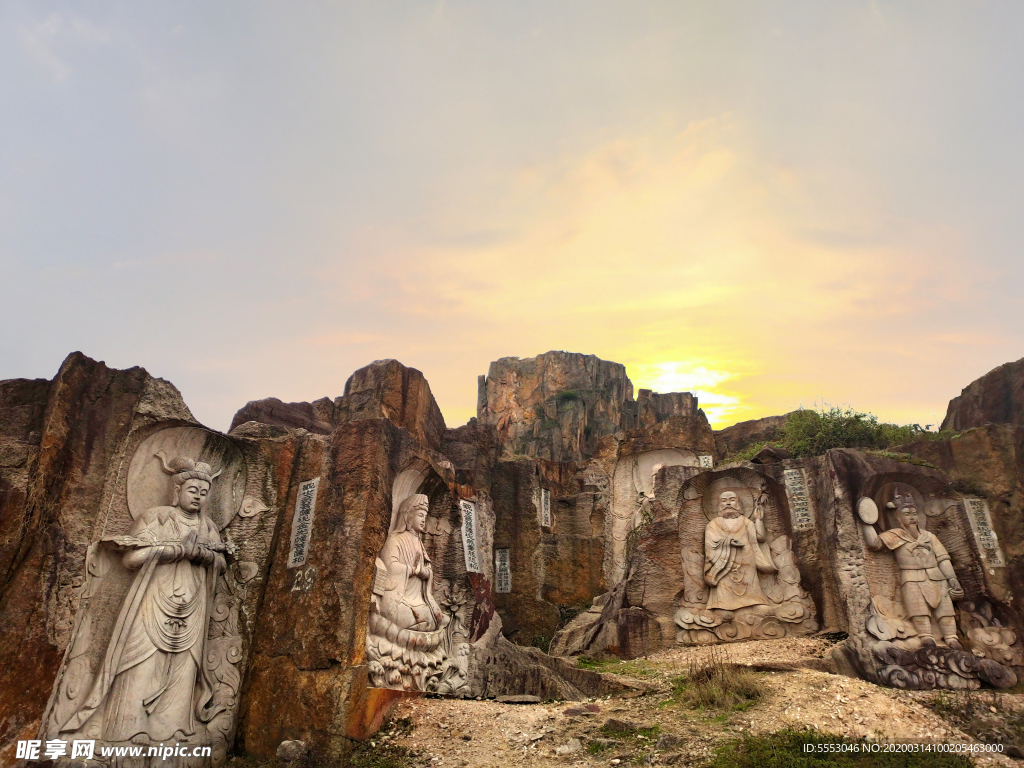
xmin=61 ymin=454 xmax=230 ymax=744
xmin=703 ymin=490 xmax=777 ymax=610
xmin=860 ymin=490 xmax=964 ymax=648
xmin=367 ymin=494 xmax=448 ymax=691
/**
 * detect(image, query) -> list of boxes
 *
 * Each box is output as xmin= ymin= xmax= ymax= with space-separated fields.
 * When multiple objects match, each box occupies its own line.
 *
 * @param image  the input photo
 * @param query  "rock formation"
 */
xmin=942 ymin=357 xmax=1024 ymax=431
xmin=6 ymin=348 xmax=1024 ymax=765
xmin=476 ymin=351 xmax=704 ymax=462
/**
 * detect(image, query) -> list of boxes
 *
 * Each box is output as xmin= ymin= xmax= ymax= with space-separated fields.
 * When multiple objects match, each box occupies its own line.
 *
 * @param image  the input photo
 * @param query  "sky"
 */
xmin=2 ymin=2 xmax=1023 ymax=430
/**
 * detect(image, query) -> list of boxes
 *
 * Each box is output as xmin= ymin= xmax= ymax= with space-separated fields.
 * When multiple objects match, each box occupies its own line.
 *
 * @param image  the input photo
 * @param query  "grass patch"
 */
xmin=587 ymin=740 xmax=613 ymax=754
xmin=729 ymin=406 xmax=958 ymax=461
xmin=576 ymin=656 xmax=661 ymax=677
xmin=671 ymin=646 xmax=767 ymax=712
xmin=530 ymin=633 xmax=551 ymax=653
xmin=599 ymin=720 xmax=660 ymax=744
xmin=344 ymin=717 xmax=421 ymax=768
xmin=706 ymin=728 xmax=972 ymax=767
xmin=926 ymin=689 xmax=1024 ymax=757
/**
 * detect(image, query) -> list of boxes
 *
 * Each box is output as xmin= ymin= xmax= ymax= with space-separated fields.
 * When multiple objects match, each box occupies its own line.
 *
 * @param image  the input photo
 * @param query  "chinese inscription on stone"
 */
xmin=783 ymin=469 xmax=814 ymax=532
xmin=495 ymin=548 xmax=511 ymax=593
xmin=288 ymin=477 xmax=320 ymax=568
xmin=460 ymin=499 xmax=482 ymax=573
xmin=965 ymin=498 xmax=1005 ymax=568
xmin=699 ymin=455 xmax=714 ymax=469
xmin=540 ymin=488 xmax=551 ymax=528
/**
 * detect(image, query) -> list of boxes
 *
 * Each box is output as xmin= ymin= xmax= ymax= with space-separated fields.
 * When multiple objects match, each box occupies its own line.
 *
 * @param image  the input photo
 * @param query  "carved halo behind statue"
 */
xmin=44 ymin=426 xmax=247 ymax=764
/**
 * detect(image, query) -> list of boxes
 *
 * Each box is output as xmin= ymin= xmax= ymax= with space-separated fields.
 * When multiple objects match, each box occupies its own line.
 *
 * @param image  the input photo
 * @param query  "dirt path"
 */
xmin=388 ymin=637 xmax=1020 ymax=767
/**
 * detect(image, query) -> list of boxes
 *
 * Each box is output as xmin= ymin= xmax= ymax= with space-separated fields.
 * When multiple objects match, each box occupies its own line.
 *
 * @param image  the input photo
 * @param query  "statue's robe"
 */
xmin=878 ymin=527 xmax=955 ymax=620
xmin=60 ymin=506 xmax=223 ymax=743
xmin=378 ymin=530 xmax=441 ymax=632
xmin=367 ymin=528 xmax=447 ymax=690
xmin=703 ymin=515 xmax=777 ymax=611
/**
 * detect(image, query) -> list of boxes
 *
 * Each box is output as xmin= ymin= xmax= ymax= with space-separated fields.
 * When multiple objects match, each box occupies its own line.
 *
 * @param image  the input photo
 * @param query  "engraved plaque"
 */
xmin=698 ymin=455 xmax=714 ymax=469
xmin=540 ymin=488 xmax=551 ymax=528
xmin=460 ymin=498 xmax=482 ymax=573
xmin=783 ymin=468 xmax=814 ymax=532
xmin=495 ymin=548 xmax=511 ymax=593
xmin=288 ymin=478 xmax=320 ymax=568
xmin=965 ymin=498 xmax=1005 ymax=568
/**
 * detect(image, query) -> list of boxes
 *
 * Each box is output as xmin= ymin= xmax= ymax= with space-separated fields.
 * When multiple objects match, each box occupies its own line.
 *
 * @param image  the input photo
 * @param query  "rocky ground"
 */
xmin=376 ymin=636 xmax=1024 ymax=767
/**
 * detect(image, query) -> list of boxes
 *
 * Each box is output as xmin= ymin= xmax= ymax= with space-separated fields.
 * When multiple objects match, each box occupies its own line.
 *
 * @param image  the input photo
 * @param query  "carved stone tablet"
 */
xmin=460 ymin=498 xmax=482 ymax=573
xmin=965 ymin=498 xmax=1006 ymax=568
xmin=699 ymin=455 xmax=714 ymax=469
xmin=495 ymin=547 xmax=511 ymax=593
xmin=287 ymin=478 xmax=319 ymax=568
xmin=540 ymin=488 xmax=551 ymax=528
xmin=783 ymin=468 xmax=814 ymax=531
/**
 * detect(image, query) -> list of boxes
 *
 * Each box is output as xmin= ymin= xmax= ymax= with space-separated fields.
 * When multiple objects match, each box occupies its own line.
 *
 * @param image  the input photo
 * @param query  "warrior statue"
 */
xmin=861 ymin=490 xmax=964 ymax=647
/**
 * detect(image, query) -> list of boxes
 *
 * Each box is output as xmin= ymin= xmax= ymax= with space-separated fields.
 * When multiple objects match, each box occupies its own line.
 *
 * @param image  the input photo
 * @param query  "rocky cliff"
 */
xmin=942 ymin=357 xmax=1024 ymax=431
xmin=476 ymin=351 xmax=704 ymax=462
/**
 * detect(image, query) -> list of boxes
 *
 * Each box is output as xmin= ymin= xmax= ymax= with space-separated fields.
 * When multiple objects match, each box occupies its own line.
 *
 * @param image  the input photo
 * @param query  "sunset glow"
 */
xmin=2 ymin=3 xmax=1022 ymax=431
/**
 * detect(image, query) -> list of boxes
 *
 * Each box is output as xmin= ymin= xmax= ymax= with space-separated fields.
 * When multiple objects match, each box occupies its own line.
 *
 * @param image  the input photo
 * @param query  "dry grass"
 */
xmin=671 ymin=645 xmax=768 ymax=712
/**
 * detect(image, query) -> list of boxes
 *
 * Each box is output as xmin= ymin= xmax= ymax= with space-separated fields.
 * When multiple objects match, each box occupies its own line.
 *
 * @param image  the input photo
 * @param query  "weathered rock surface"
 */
xmin=229 ymin=396 xmax=335 ymax=434
xmin=477 ymin=351 xmax=701 ymax=462
xmin=714 ymin=413 xmax=789 ymax=458
xmin=0 ymin=353 xmax=196 ymax=765
xmin=339 ymin=358 xmax=447 ymax=452
xmin=7 ymin=348 xmax=1024 ymax=766
xmin=942 ymin=357 xmax=1024 ymax=431
xmin=230 ymin=359 xmax=447 ymax=452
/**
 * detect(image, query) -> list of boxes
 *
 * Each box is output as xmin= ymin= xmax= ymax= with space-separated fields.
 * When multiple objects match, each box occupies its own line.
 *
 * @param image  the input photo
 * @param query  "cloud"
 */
xmin=19 ymin=12 xmax=111 ymax=82
xmin=299 ymin=113 xmax=1002 ymax=429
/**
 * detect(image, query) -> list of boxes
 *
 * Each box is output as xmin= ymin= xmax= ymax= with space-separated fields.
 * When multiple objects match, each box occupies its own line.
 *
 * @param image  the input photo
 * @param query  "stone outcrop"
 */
xmin=477 ymin=351 xmax=704 ymax=462
xmin=942 ymin=357 xmax=1024 ymax=431
xmin=714 ymin=413 xmax=790 ymax=458
xmin=231 ymin=359 xmax=447 ymax=452
xmin=7 ymin=348 xmax=1024 ymax=766
xmin=0 ymin=352 xmax=637 ymax=766
xmin=229 ymin=397 xmax=336 ymax=435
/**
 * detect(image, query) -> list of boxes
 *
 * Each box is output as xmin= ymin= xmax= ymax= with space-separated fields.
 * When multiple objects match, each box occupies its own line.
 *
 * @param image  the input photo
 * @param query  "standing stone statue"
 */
xmin=860 ymin=490 xmax=964 ymax=648
xmin=703 ymin=490 xmax=777 ymax=610
xmin=60 ymin=454 xmax=230 ymax=743
xmin=366 ymin=494 xmax=447 ymax=690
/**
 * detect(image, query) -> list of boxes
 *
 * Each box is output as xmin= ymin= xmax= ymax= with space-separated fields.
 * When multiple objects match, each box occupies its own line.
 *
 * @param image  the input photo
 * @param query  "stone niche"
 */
xmin=366 ymin=460 xmax=483 ymax=697
xmin=607 ymin=448 xmax=700 ymax=586
xmin=674 ymin=467 xmax=819 ymax=646
xmin=41 ymin=424 xmax=278 ymax=766
xmin=835 ymin=465 xmax=1022 ymax=691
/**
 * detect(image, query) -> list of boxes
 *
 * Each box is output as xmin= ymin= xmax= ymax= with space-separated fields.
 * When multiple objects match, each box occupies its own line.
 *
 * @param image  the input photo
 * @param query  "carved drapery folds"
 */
xmin=851 ymin=482 xmax=1018 ymax=690
xmin=42 ymin=427 xmax=260 ymax=766
xmin=675 ymin=472 xmax=818 ymax=646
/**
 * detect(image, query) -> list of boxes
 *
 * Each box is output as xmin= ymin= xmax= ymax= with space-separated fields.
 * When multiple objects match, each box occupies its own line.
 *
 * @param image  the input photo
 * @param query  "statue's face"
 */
xmin=719 ymin=491 xmax=741 ymax=518
xmin=409 ymin=503 xmax=429 ymax=533
xmin=896 ymin=505 xmax=919 ymax=531
xmin=178 ymin=479 xmax=210 ymax=513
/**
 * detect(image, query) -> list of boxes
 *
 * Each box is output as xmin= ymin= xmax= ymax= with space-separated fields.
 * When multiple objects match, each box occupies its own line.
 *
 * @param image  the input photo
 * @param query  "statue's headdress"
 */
xmin=156 ymin=451 xmax=222 ymax=485
xmin=393 ymin=493 xmax=429 ymax=533
xmin=886 ymin=489 xmax=915 ymax=514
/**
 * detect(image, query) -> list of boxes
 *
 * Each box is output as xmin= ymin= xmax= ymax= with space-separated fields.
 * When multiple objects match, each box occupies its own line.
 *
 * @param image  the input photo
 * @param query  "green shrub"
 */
xmin=731 ymin=406 xmax=956 ymax=460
